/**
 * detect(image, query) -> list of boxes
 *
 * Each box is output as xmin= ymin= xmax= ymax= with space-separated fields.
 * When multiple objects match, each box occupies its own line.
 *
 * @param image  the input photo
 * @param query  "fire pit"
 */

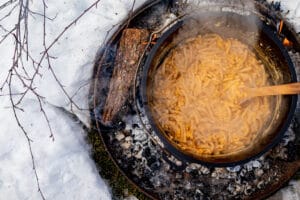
xmin=91 ymin=0 xmax=300 ymax=199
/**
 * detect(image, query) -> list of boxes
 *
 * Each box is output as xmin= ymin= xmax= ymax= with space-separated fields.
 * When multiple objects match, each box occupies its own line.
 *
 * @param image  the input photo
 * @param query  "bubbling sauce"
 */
xmin=150 ymin=34 xmax=273 ymax=156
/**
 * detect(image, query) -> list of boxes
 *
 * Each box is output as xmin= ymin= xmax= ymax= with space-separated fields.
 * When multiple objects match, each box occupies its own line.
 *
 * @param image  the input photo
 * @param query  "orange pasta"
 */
xmin=149 ymin=34 xmax=273 ymax=156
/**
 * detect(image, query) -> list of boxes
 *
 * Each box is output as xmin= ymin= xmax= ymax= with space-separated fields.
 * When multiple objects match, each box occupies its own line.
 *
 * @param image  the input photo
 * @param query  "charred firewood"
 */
xmin=102 ymin=28 xmax=149 ymax=124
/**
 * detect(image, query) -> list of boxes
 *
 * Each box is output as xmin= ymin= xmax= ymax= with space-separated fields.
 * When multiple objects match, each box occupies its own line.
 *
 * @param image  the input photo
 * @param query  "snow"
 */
xmin=0 ymin=99 xmax=111 ymax=199
xmin=0 ymin=0 xmax=146 ymax=199
xmin=273 ymin=0 xmax=300 ymax=32
xmin=0 ymin=0 xmax=299 ymax=200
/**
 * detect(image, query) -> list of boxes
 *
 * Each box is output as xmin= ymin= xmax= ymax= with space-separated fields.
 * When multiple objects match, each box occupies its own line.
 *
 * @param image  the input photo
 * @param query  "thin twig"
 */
xmin=8 ymin=24 xmax=46 ymax=199
xmin=0 ymin=3 xmax=18 ymax=22
xmin=19 ymin=0 xmax=102 ymax=112
xmin=0 ymin=0 xmax=17 ymax=10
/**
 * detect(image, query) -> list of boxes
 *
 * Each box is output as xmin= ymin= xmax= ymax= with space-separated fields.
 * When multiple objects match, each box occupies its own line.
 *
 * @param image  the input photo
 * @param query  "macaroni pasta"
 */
xmin=150 ymin=34 xmax=273 ymax=156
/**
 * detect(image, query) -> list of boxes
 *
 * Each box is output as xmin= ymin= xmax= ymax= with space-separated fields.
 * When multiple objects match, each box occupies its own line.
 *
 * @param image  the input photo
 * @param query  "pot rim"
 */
xmin=140 ymin=18 xmax=298 ymax=167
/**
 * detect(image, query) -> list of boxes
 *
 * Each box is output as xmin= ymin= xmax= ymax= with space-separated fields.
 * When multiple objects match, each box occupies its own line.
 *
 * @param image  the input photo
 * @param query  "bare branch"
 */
xmin=0 ymin=0 xmax=17 ymax=10
xmin=0 ymin=3 xmax=18 ymax=22
xmin=1 ymin=1 xmax=50 ymax=198
xmin=8 ymin=58 xmax=46 ymax=200
xmin=0 ymin=92 xmax=24 ymax=97
xmin=36 ymin=0 xmax=102 ymax=111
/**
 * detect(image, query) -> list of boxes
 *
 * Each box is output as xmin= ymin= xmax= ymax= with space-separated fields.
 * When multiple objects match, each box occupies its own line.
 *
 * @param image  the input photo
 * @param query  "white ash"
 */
xmin=255 ymin=169 xmax=264 ymax=177
xmin=200 ymin=166 xmax=211 ymax=175
xmin=116 ymin=132 xmax=125 ymax=141
xmin=107 ymin=103 xmax=299 ymax=199
xmin=244 ymin=160 xmax=262 ymax=171
xmin=227 ymin=165 xmax=242 ymax=173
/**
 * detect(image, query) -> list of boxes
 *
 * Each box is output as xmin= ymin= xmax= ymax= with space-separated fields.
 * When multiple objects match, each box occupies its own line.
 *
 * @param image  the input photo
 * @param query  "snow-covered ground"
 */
xmin=0 ymin=0 xmax=145 ymax=199
xmin=0 ymin=0 xmax=299 ymax=200
xmin=274 ymin=0 xmax=300 ymax=32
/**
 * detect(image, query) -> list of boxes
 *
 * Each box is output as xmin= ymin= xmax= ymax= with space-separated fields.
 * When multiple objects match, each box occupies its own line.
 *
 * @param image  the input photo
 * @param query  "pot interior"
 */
xmin=143 ymin=11 xmax=297 ymax=165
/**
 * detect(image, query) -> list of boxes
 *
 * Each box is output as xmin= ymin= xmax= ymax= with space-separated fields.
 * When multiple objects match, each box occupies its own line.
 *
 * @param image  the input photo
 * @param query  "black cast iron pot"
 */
xmin=140 ymin=11 xmax=298 ymax=167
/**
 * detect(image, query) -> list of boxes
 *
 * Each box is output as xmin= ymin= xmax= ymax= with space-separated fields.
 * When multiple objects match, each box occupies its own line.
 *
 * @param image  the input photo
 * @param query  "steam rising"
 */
xmin=177 ymin=0 xmax=260 ymax=47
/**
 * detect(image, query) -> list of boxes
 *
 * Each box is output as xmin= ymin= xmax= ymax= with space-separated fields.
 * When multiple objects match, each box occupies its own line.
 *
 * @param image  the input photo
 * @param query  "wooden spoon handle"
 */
xmin=244 ymin=82 xmax=300 ymax=97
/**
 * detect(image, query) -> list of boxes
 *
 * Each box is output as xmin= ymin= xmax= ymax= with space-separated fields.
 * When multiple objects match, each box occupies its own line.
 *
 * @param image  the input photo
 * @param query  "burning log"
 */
xmin=102 ymin=28 xmax=149 ymax=124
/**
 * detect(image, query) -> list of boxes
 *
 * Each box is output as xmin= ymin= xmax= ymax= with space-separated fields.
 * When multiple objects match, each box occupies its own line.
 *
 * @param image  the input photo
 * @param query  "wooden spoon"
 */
xmin=243 ymin=82 xmax=300 ymax=98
